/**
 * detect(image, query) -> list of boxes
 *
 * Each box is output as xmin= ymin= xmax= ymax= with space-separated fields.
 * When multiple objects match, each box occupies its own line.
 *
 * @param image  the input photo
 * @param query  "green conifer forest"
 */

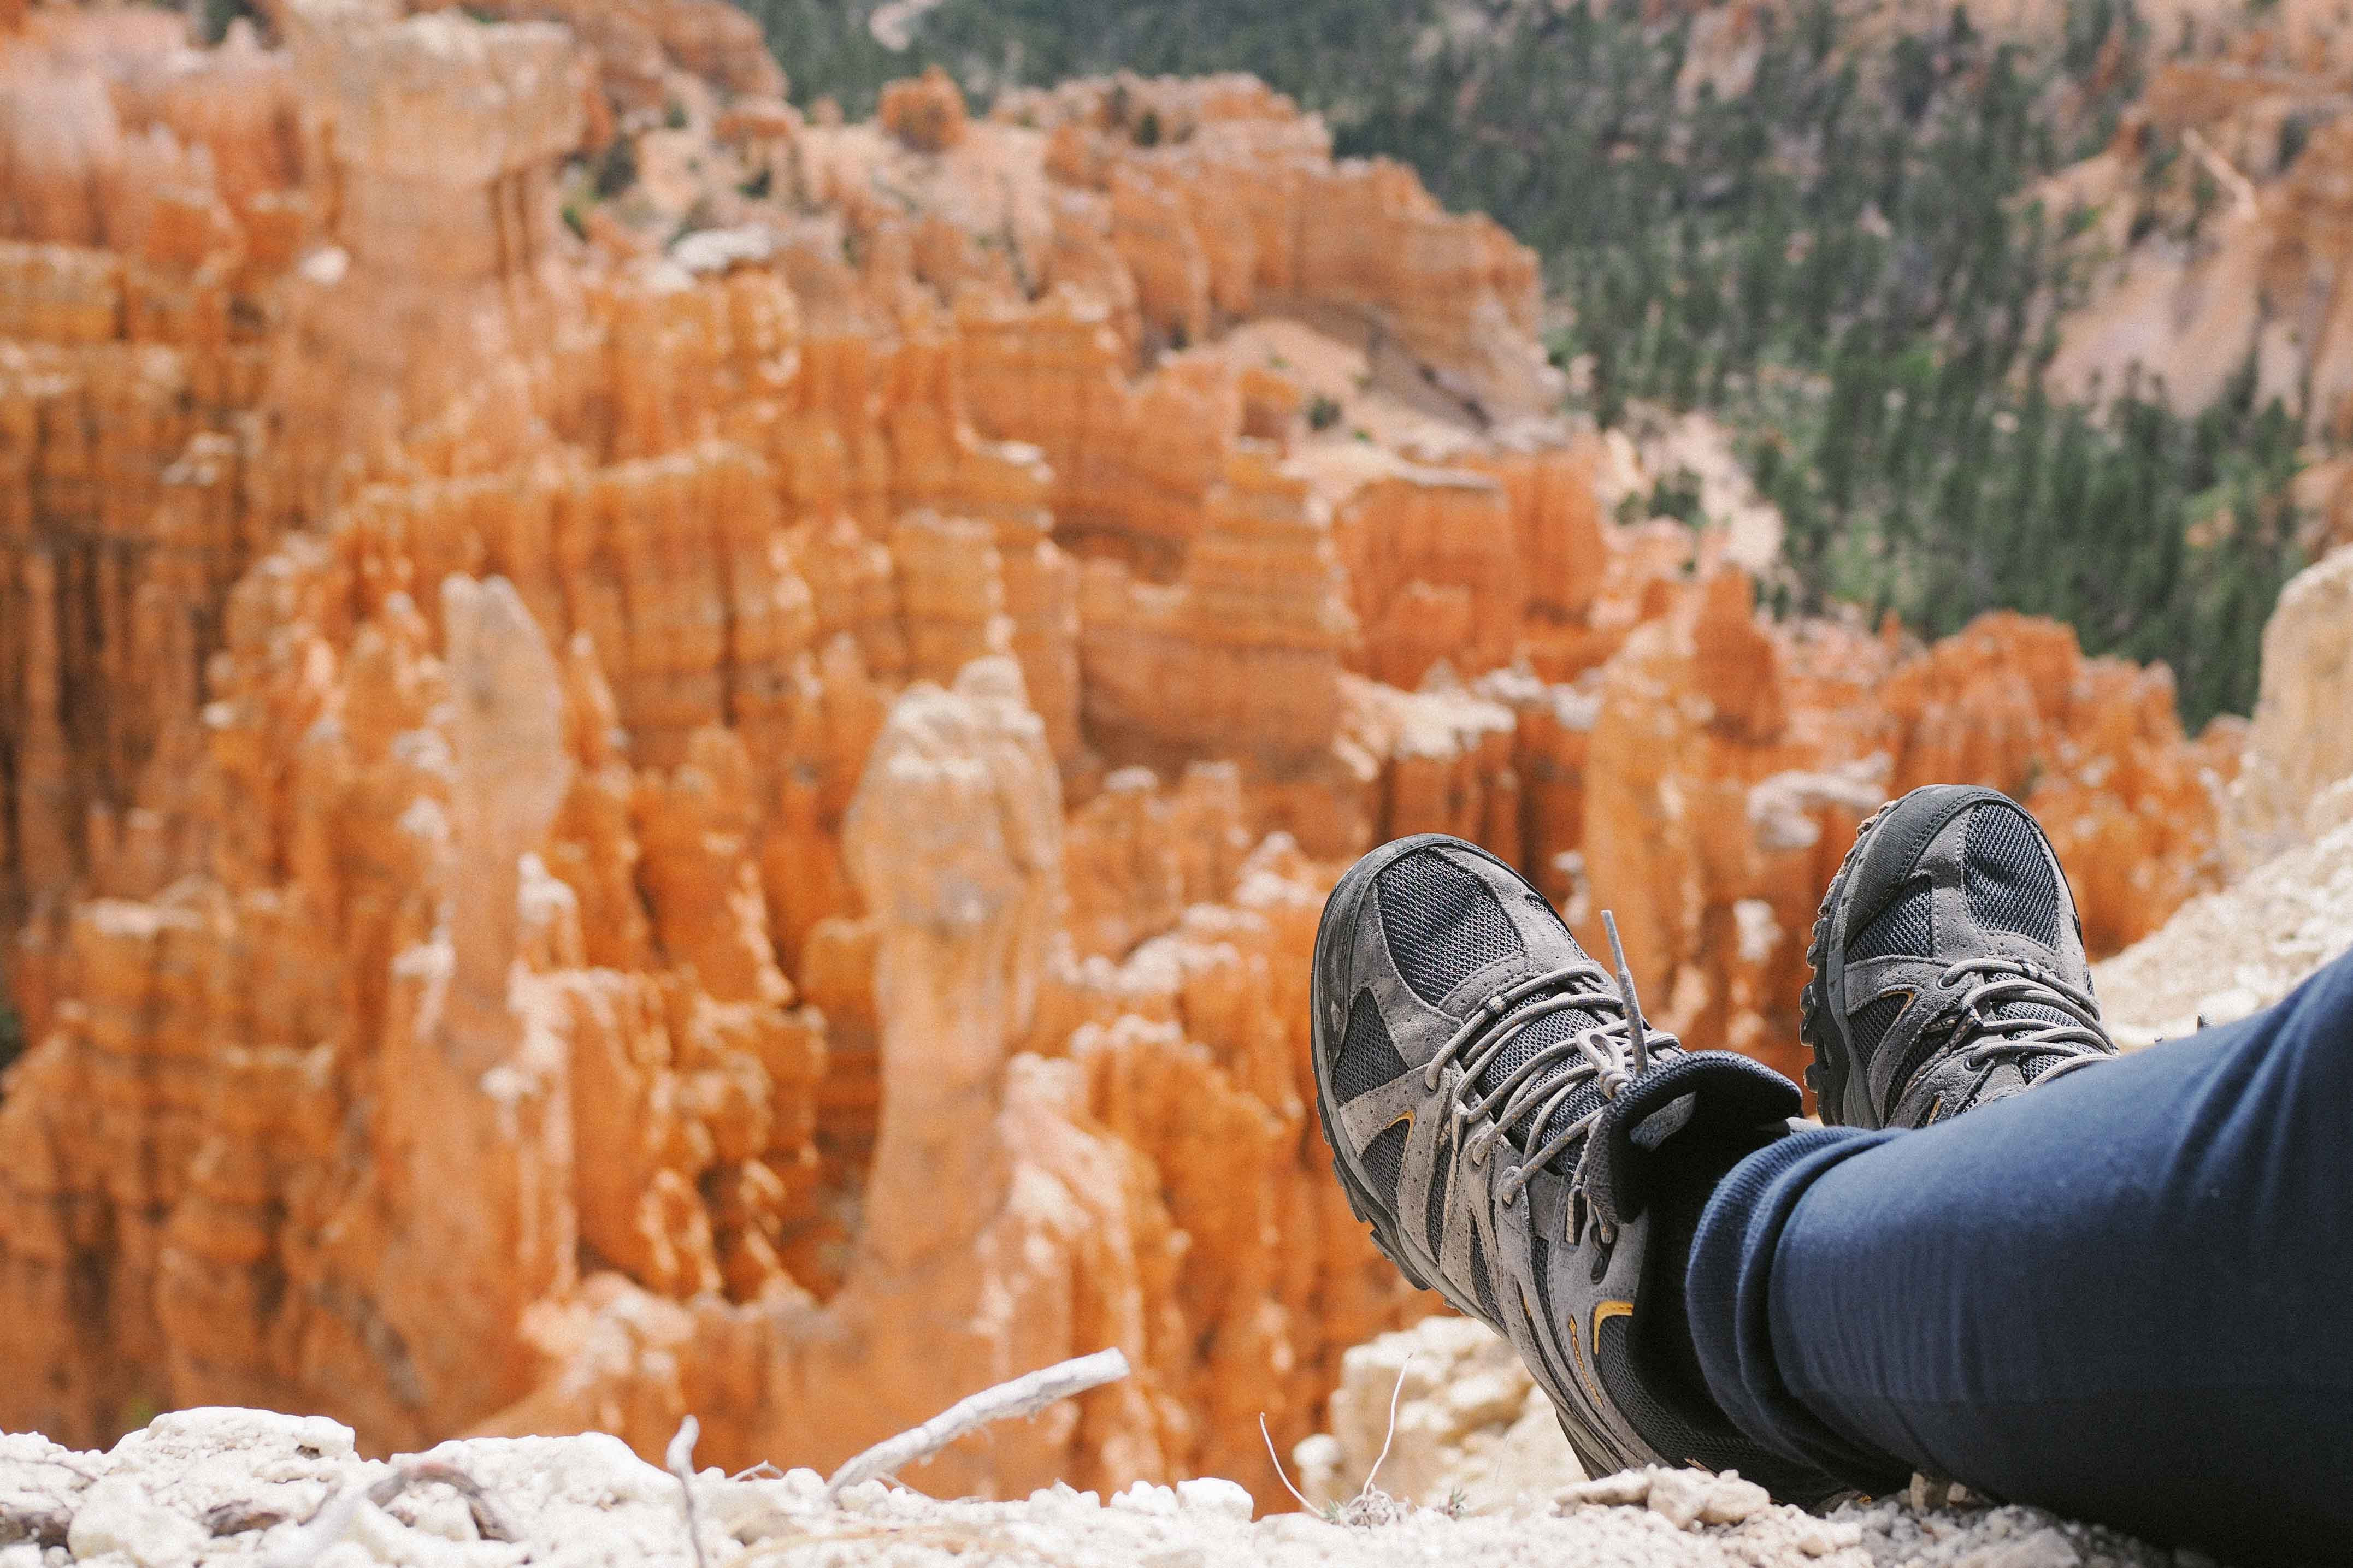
xmin=732 ymin=0 xmax=2308 ymax=726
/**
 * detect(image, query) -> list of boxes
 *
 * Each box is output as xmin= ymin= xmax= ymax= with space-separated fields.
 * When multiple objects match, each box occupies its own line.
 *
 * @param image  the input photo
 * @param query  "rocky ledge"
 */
xmin=1 ymin=1407 xmax=2214 ymax=1568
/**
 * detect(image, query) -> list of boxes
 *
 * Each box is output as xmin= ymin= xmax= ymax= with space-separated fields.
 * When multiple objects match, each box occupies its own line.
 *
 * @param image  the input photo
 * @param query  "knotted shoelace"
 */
xmin=1419 ymin=914 xmax=1677 ymax=1235
xmin=1924 ymin=956 xmax=2116 ymax=1087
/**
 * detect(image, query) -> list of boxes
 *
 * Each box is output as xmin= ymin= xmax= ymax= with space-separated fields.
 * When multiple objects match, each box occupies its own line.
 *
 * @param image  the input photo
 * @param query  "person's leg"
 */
xmin=1688 ymin=945 xmax=2353 ymax=1561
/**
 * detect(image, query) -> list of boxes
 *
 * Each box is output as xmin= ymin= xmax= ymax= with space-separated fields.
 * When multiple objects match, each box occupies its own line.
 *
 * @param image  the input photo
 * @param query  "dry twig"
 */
xmin=1261 ymin=1354 xmax=1416 ymax=1525
xmin=822 ymin=1347 xmax=1131 ymax=1503
xmin=1362 ymin=1354 xmax=1412 ymax=1498
xmin=1258 ymin=1414 xmax=1319 ymax=1514
xmin=728 ymin=1462 xmax=787 ymax=1482
xmin=262 ymin=1460 xmax=514 ymax=1568
xmin=375 ymin=1462 xmax=515 ymax=1543
xmin=668 ymin=1415 xmax=711 ymax=1568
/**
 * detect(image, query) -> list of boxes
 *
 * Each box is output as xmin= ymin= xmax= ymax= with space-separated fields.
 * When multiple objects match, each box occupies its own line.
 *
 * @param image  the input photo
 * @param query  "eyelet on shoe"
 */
xmin=1498 ymin=1166 xmax=1523 ymax=1205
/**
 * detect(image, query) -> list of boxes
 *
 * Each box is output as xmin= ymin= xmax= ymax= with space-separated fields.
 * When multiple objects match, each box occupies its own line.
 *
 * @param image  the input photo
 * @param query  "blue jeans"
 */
xmin=1688 ymin=945 xmax=2353 ymax=1563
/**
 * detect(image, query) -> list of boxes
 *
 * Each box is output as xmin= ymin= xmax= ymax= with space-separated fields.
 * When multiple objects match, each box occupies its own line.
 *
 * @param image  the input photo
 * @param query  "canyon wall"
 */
xmin=0 ymin=0 xmax=2251 ymax=1507
xmin=2042 ymin=0 xmax=2353 ymax=477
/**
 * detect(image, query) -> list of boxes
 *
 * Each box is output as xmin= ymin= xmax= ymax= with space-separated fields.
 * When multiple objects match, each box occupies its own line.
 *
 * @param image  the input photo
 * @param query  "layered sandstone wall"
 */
xmin=0 ymin=9 xmax=313 ymax=1025
xmin=0 ymin=0 xmax=2260 ymax=1513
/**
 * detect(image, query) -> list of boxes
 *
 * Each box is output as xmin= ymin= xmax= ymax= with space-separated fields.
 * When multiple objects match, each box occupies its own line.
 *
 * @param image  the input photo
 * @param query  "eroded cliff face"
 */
xmin=2040 ymin=0 xmax=2353 ymax=498
xmin=0 ymin=0 xmax=2250 ymax=1506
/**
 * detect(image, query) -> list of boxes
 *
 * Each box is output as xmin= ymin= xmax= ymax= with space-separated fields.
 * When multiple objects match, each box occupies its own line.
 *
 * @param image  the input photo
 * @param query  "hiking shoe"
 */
xmin=1801 ymin=785 xmax=2119 ymax=1131
xmin=1311 ymin=834 xmax=1840 ymax=1500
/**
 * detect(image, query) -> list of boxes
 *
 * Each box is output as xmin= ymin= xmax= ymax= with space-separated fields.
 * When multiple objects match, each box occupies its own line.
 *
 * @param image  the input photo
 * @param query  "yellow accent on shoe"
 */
xmin=1592 ymin=1299 xmax=1633 ymax=1359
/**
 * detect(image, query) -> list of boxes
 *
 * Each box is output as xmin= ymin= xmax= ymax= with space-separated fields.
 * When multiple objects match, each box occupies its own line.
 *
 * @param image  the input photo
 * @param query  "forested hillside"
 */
xmin=738 ymin=0 xmax=2306 ymax=726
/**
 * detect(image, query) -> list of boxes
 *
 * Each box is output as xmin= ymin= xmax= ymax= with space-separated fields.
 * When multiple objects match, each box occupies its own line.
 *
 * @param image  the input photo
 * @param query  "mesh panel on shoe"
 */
xmin=1468 ymin=1226 xmax=1501 ymax=1323
xmin=1595 ymin=1315 xmax=1838 ymax=1497
xmin=2007 ymin=1004 xmax=2078 ymax=1083
xmin=1333 ymin=991 xmax=1411 ymax=1104
xmin=1966 ymin=806 xmax=2063 ymax=947
xmin=1423 ymin=1130 xmax=1452 ymax=1264
xmin=1849 ymin=992 xmax=1910 ymax=1056
xmin=1376 ymin=849 xmax=1523 ymax=1004
xmin=1849 ymin=882 xmax=1934 ymax=960
xmin=1525 ymin=1232 xmax=1578 ymax=1402
xmin=1529 ymin=1232 xmax=1554 ymax=1334
xmin=1964 ymin=806 xmax=2076 ymax=1078
xmin=1360 ymin=1121 xmax=1408 ymax=1205
xmin=1895 ymin=1002 xmax=2071 ymax=1100
xmin=1888 ymin=1022 xmax=1956 ymax=1108
xmin=1595 ymin=1312 xmax=1757 ymax=1472
xmin=1378 ymin=848 xmax=1612 ymax=1161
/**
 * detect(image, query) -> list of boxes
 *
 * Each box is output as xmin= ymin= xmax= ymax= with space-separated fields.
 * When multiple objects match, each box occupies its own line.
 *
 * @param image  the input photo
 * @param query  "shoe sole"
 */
xmin=1309 ymin=832 xmax=1534 ymax=1320
xmin=1798 ymin=784 xmax=2013 ymax=1128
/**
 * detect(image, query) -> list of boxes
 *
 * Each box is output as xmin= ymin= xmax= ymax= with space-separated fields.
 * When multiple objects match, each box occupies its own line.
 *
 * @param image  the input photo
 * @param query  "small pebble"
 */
xmin=1700 ymin=1474 xmax=1771 ymax=1525
xmin=1795 ymin=1519 xmax=1862 ymax=1557
xmin=1111 ymin=1480 xmax=1178 ymax=1516
xmin=1558 ymin=1469 xmax=1652 ymax=1508
xmin=1258 ymin=1511 xmax=1343 ymax=1543
xmin=1644 ymin=1468 xmax=1709 ymax=1530
xmin=1175 ymin=1477 xmax=1255 ymax=1522
xmin=835 ymin=1478 xmax=893 ymax=1510
xmin=1958 ymin=1525 xmax=2084 ymax=1568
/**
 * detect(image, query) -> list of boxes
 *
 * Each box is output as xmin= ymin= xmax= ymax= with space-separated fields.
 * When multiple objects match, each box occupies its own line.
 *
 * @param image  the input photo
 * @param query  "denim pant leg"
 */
xmin=1688 ymin=945 xmax=2353 ymax=1561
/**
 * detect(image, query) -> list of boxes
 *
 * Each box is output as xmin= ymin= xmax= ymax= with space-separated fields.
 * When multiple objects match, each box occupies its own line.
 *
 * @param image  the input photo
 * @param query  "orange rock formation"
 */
xmin=0 ymin=0 xmax=2244 ymax=1511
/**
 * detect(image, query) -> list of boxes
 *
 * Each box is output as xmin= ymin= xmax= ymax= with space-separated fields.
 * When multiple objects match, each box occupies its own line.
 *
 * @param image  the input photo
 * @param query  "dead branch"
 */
xmin=1258 ymin=1414 xmax=1319 ymax=1515
xmin=728 ymin=1462 xmax=787 ymax=1483
xmin=263 ymin=1459 xmax=514 ymax=1568
xmin=822 ymin=1347 xmax=1132 ymax=1503
xmin=1361 ymin=1353 xmax=1413 ymax=1498
xmin=668 ymin=1415 xmax=711 ymax=1568
xmin=369 ymin=1461 xmax=516 ymax=1543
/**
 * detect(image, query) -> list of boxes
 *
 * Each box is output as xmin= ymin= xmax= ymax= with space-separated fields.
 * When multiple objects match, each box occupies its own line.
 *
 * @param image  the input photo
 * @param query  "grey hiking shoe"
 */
xmin=1801 ymin=785 xmax=2119 ymax=1131
xmin=1311 ymin=834 xmax=1842 ymax=1502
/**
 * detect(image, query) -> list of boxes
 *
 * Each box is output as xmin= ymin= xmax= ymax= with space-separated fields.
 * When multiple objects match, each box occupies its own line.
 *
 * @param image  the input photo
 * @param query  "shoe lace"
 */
xmin=1925 ymin=956 xmax=2115 ymax=1087
xmin=1418 ymin=912 xmax=1677 ymax=1233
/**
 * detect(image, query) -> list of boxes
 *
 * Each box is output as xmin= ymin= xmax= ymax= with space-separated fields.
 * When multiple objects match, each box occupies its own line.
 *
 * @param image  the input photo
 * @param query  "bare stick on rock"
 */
xmin=263 ymin=1460 xmax=514 ymax=1568
xmin=373 ymin=1462 xmax=516 ymax=1543
xmin=823 ymin=1348 xmax=1132 ymax=1503
xmin=668 ymin=1415 xmax=711 ymax=1568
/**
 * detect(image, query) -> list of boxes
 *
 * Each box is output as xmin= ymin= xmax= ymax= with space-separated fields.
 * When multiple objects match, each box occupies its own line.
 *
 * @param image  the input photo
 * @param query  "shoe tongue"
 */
xmin=1475 ymin=997 xmax=1617 ymax=1156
